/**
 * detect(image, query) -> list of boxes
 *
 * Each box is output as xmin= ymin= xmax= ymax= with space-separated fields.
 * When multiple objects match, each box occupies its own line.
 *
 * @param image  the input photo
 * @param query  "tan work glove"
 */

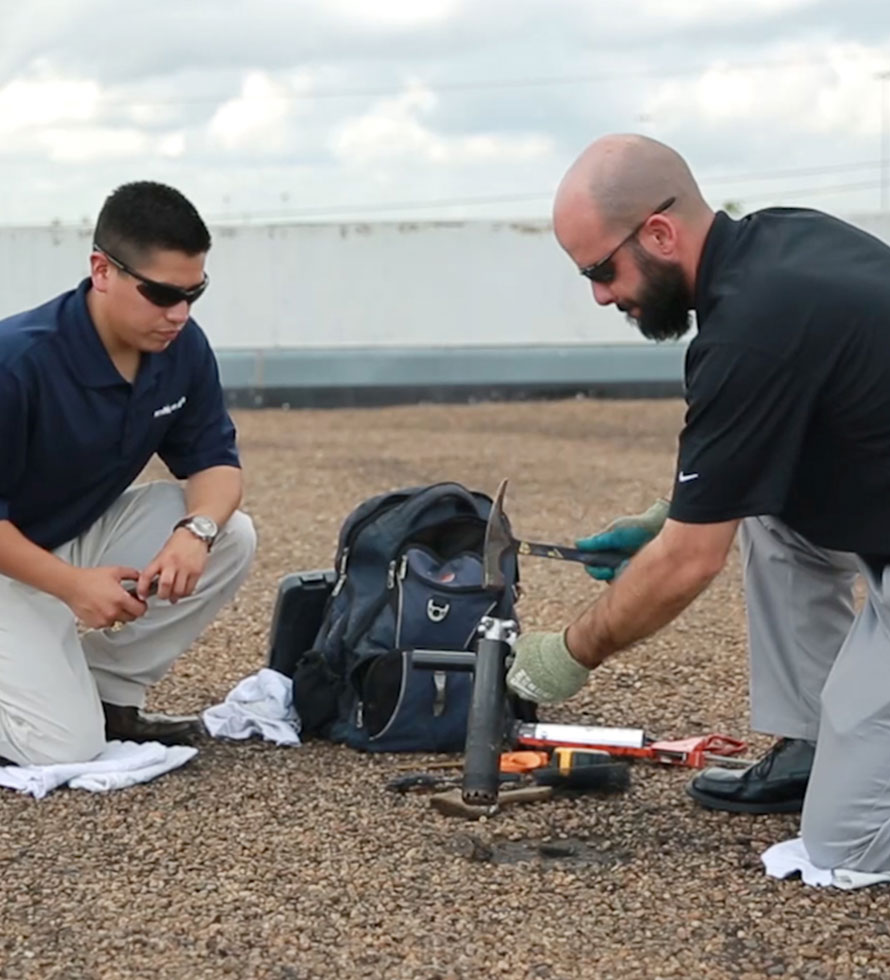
xmin=506 ymin=630 xmax=589 ymax=704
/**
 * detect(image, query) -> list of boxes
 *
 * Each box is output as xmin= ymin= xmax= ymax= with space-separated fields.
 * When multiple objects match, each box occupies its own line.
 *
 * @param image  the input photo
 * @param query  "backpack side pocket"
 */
xmin=291 ymin=649 xmax=341 ymax=736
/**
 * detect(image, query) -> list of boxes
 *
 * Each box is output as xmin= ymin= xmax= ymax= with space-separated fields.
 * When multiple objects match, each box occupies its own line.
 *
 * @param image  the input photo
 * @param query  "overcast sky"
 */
xmin=3 ymin=0 xmax=890 ymax=228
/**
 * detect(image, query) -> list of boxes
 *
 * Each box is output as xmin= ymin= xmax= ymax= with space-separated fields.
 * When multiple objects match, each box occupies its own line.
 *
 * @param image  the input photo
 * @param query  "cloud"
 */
xmin=3 ymin=0 xmax=890 ymax=225
xmin=647 ymin=41 xmax=886 ymax=138
xmin=325 ymin=0 xmax=460 ymax=27
xmin=208 ymin=71 xmax=301 ymax=152
xmin=637 ymin=0 xmax=816 ymax=27
xmin=1 ymin=0 xmax=472 ymax=87
xmin=0 ymin=69 xmax=100 ymax=137
xmin=157 ymin=132 xmax=187 ymax=158
xmin=330 ymin=85 xmax=552 ymax=165
xmin=38 ymin=126 xmax=149 ymax=163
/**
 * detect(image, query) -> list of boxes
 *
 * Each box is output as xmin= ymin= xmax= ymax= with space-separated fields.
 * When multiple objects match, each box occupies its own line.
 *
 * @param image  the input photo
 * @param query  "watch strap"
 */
xmin=174 ymin=516 xmax=217 ymax=549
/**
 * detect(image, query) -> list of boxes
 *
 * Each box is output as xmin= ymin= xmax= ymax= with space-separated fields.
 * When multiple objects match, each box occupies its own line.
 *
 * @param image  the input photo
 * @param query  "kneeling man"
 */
xmin=0 ymin=181 xmax=256 ymax=764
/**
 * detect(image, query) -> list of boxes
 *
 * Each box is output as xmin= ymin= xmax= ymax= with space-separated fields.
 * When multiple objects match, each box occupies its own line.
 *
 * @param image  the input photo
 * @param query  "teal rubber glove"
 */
xmin=506 ymin=630 xmax=590 ymax=704
xmin=576 ymin=497 xmax=670 ymax=581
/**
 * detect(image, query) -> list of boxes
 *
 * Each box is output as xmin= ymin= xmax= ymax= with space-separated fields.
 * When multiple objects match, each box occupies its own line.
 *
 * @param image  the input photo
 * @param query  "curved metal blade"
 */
xmin=483 ymin=478 xmax=512 ymax=592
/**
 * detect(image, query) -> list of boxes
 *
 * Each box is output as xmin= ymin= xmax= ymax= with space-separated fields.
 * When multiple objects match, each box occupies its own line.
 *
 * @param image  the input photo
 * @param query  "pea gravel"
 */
xmin=1 ymin=398 xmax=887 ymax=980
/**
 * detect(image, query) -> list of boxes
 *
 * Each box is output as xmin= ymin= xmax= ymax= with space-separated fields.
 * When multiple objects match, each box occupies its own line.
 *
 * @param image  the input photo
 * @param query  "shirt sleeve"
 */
xmin=157 ymin=328 xmax=241 ymax=480
xmin=0 ymin=366 xmax=29 ymax=522
xmin=669 ymin=340 xmax=816 ymax=524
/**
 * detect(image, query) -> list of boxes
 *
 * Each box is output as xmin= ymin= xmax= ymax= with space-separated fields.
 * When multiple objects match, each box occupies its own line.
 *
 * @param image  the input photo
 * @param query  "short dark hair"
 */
xmin=93 ymin=181 xmax=211 ymax=263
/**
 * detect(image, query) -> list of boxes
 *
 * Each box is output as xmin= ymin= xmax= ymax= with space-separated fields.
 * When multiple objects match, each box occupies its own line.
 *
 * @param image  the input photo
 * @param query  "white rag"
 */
xmin=762 ymin=837 xmax=890 ymax=890
xmin=0 ymin=740 xmax=198 ymax=800
xmin=202 ymin=668 xmax=301 ymax=746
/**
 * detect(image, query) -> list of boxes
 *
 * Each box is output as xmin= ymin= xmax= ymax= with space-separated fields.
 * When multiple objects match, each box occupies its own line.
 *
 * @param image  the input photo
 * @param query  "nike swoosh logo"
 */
xmin=678 ymin=472 xmax=700 ymax=483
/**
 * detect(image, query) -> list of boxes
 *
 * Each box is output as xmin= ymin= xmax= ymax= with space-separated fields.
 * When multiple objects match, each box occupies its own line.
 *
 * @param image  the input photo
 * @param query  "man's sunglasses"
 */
xmin=94 ymin=243 xmax=209 ymax=308
xmin=579 ymin=196 xmax=676 ymax=285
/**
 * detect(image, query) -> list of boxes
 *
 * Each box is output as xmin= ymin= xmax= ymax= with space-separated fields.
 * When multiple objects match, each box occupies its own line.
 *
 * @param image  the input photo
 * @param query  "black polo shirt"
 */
xmin=669 ymin=208 xmax=890 ymax=558
xmin=0 ymin=279 xmax=240 ymax=550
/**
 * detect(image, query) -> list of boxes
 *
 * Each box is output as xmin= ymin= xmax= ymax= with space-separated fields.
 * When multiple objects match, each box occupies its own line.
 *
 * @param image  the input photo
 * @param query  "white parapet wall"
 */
xmin=0 ymin=219 xmax=650 ymax=347
xmin=1 ymin=211 xmax=885 ymax=404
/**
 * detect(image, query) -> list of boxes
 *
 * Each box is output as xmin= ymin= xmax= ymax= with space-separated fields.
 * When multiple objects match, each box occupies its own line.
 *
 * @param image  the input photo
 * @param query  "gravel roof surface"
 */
xmin=2 ymin=398 xmax=888 ymax=980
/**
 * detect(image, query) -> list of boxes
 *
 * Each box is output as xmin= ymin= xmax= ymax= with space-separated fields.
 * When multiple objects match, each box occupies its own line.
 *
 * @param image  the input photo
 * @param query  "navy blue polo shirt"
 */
xmin=0 ymin=279 xmax=240 ymax=550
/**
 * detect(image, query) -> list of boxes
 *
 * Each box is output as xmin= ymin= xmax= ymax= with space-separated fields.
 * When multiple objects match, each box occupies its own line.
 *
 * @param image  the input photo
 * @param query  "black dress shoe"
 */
xmin=686 ymin=737 xmax=815 ymax=814
xmin=102 ymin=702 xmax=203 ymax=746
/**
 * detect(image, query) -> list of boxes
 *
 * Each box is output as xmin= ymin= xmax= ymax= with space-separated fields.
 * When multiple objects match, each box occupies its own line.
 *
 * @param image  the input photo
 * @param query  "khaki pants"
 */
xmin=0 ymin=482 xmax=256 ymax=765
xmin=741 ymin=516 xmax=890 ymax=872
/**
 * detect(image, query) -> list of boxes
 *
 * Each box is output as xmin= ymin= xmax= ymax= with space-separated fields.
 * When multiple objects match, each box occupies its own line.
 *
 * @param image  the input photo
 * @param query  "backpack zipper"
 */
xmin=432 ymin=671 xmax=447 ymax=717
xmin=331 ymin=547 xmax=350 ymax=597
xmin=394 ymin=556 xmax=408 ymax=646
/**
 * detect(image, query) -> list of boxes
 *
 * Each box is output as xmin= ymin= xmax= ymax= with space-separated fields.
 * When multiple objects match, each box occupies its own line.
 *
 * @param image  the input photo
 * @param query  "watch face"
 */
xmin=191 ymin=516 xmax=218 ymax=538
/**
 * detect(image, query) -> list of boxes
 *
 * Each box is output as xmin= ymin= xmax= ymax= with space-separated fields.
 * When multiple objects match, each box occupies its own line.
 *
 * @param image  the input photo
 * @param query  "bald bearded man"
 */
xmin=507 ymin=133 xmax=890 ymax=878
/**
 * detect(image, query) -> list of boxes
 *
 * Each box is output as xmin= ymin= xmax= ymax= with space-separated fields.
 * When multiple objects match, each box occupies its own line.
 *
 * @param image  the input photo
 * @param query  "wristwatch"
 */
xmin=174 ymin=515 xmax=218 ymax=550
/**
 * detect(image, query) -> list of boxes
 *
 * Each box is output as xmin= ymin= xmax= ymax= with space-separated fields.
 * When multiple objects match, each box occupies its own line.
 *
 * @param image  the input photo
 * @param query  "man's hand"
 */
xmin=576 ymin=497 xmax=670 ymax=581
xmin=63 ymin=565 xmax=149 ymax=629
xmin=506 ymin=630 xmax=590 ymax=703
xmin=138 ymin=528 xmax=210 ymax=603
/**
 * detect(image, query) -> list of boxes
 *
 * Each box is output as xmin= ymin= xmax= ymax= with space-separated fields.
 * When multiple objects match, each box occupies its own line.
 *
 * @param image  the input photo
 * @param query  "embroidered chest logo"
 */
xmin=153 ymin=395 xmax=187 ymax=418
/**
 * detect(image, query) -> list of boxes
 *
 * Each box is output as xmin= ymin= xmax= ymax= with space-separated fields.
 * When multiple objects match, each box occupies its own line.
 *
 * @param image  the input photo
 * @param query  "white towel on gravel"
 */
xmin=202 ymin=668 xmax=301 ymax=746
xmin=0 ymin=740 xmax=197 ymax=799
xmin=762 ymin=837 xmax=890 ymax=889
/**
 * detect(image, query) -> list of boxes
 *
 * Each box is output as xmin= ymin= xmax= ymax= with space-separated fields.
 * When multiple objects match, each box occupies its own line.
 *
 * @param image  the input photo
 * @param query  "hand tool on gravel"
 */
xmin=429 ymin=751 xmax=630 ymax=819
xmin=513 ymin=722 xmax=755 ymax=769
xmin=386 ymin=771 xmax=522 ymax=793
xmin=430 ymin=785 xmax=553 ymax=819
xmin=531 ymin=747 xmax=630 ymax=792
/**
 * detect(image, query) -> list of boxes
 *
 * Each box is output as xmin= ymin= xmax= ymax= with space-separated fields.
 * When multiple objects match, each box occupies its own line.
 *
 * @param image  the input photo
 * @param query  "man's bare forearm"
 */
xmin=183 ymin=466 xmax=243 ymax=527
xmin=0 ymin=521 xmax=76 ymax=598
xmin=566 ymin=522 xmax=735 ymax=669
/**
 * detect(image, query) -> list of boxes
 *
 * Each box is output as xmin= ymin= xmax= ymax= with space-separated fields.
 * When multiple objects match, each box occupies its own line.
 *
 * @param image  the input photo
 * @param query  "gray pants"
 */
xmin=0 ymin=482 xmax=256 ymax=766
xmin=742 ymin=515 xmax=890 ymax=872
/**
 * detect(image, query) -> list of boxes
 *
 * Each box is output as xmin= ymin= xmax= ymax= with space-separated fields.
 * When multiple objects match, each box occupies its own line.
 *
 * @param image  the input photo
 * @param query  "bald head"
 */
xmin=552 ymin=133 xmax=715 ymax=300
xmin=554 ymin=133 xmax=710 ymax=236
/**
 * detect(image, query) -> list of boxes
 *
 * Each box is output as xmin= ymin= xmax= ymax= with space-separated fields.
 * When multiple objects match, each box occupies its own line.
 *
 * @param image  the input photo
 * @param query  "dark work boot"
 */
xmin=102 ymin=702 xmax=203 ymax=746
xmin=685 ymin=737 xmax=815 ymax=814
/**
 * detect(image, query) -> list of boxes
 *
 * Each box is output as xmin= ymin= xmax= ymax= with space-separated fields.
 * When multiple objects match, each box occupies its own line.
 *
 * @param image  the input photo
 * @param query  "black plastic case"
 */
xmin=267 ymin=569 xmax=336 ymax=677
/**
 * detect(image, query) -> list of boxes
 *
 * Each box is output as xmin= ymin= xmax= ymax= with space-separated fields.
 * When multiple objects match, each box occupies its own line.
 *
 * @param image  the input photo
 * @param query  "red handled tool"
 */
xmin=513 ymin=722 xmax=753 ymax=769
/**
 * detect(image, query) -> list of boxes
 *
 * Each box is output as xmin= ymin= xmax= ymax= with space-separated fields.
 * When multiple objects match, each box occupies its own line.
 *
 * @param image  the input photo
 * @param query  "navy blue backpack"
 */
xmin=291 ymin=482 xmax=521 ymax=752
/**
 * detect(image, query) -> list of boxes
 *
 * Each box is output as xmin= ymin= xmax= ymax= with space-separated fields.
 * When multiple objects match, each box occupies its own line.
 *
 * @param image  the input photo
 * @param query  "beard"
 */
xmin=622 ymin=242 xmax=693 ymax=342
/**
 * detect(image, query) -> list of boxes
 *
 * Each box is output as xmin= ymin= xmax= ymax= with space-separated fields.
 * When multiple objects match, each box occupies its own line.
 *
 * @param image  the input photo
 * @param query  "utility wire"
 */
xmin=703 ymin=159 xmax=884 ymax=185
xmin=738 ymin=178 xmax=885 ymax=202
xmin=206 ymin=192 xmax=553 ymax=222
xmin=84 ymin=52 xmax=881 ymax=109
xmin=204 ymin=162 xmax=888 ymax=221
xmin=7 ymin=175 xmax=881 ymax=230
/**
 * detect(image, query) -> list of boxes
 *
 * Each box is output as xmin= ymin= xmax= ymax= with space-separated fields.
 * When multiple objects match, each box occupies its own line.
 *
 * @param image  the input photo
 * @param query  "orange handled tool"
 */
xmin=513 ymin=723 xmax=753 ymax=769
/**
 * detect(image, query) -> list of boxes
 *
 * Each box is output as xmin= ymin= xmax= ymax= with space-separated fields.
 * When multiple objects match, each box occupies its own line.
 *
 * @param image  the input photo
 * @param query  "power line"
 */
xmin=206 ymin=191 xmax=553 ymax=222
xmin=75 ymin=52 xmax=882 ymax=110
xmin=703 ymin=159 xmax=883 ymax=185
xmin=2 ymin=160 xmax=882 ymax=229
xmin=5 ymin=175 xmax=881 ymax=230
xmin=738 ymin=178 xmax=884 ymax=202
xmin=204 ymin=161 xmax=889 ymax=222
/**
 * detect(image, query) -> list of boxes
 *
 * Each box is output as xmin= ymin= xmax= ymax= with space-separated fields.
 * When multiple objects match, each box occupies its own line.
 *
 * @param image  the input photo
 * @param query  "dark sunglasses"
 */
xmin=94 ymin=243 xmax=209 ymax=308
xmin=578 ymin=196 xmax=676 ymax=285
